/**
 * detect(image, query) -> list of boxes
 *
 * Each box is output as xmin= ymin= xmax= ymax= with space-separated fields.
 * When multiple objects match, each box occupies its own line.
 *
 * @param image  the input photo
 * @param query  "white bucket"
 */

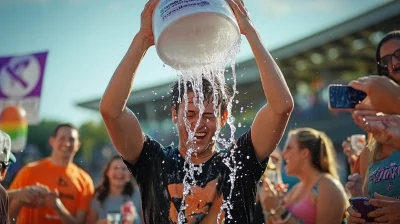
xmin=153 ymin=0 xmax=240 ymax=70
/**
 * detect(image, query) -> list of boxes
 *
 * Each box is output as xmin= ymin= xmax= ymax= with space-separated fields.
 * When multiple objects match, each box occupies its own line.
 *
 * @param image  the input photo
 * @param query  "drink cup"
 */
xmin=107 ymin=213 xmax=121 ymax=224
xmin=350 ymin=134 xmax=366 ymax=155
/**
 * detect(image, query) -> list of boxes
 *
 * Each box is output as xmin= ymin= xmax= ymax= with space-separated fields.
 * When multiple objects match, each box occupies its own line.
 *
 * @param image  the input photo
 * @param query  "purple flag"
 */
xmin=0 ymin=52 xmax=48 ymax=124
xmin=0 ymin=52 xmax=47 ymax=99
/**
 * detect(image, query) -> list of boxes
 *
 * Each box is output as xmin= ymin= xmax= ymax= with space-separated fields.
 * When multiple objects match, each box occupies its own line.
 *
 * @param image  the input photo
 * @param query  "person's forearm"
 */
xmin=8 ymin=199 xmax=23 ymax=220
xmin=245 ymin=29 xmax=293 ymax=114
xmin=53 ymin=198 xmax=80 ymax=224
xmin=7 ymin=189 xmax=21 ymax=201
xmin=99 ymin=33 xmax=151 ymax=118
xmin=395 ymin=96 xmax=400 ymax=114
xmin=391 ymin=85 xmax=400 ymax=114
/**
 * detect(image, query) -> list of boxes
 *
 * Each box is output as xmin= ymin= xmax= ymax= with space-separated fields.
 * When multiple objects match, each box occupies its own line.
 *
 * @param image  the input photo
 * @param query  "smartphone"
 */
xmin=349 ymin=197 xmax=377 ymax=222
xmin=328 ymin=85 xmax=367 ymax=109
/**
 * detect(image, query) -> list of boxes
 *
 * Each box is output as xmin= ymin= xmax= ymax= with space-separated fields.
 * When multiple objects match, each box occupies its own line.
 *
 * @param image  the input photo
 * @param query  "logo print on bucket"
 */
xmin=160 ymin=0 xmax=210 ymax=21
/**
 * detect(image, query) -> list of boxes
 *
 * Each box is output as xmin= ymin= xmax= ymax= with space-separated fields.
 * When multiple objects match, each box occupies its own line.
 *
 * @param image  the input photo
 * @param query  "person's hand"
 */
xmin=137 ymin=0 xmax=159 ymax=47
xmin=346 ymin=205 xmax=366 ymax=224
xmin=43 ymin=189 xmax=60 ymax=209
xmin=274 ymin=183 xmax=288 ymax=200
xmin=367 ymin=193 xmax=400 ymax=224
xmin=361 ymin=114 xmax=400 ymax=149
xmin=19 ymin=183 xmax=50 ymax=207
xmin=349 ymin=76 xmax=400 ymax=115
xmin=352 ymin=110 xmax=388 ymax=144
xmin=352 ymin=110 xmax=400 ymax=148
xmin=346 ymin=173 xmax=363 ymax=197
xmin=342 ymin=139 xmax=353 ymax=158
xmin=226 ymin=0 xmax=255 ymax=35
xmin=121 ymin=201 xmax=136 ymax=224
xmin=259 ymin=178 xmax=281 ymax=212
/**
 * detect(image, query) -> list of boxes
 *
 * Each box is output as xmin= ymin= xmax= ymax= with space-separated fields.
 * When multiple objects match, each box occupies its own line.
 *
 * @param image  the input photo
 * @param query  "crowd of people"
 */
xmin=1 ymin=0 xmax=400 ymax=223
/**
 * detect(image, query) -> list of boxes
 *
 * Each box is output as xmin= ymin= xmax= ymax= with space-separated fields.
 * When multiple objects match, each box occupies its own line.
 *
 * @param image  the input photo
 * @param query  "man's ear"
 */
xmin=220 ymin=110 xmax=229 ymax=127
xmin=171 ymin=108 xmax=178 ymax=124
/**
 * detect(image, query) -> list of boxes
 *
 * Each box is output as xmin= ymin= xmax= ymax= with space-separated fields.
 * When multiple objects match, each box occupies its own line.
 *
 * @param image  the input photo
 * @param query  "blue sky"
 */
xmin=0 ymin=0 xmax=391 ymax=126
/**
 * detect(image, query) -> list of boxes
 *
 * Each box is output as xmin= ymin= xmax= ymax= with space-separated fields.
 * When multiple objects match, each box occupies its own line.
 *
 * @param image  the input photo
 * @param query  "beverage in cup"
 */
xmin=350 ymin=134 xmax=366 ymax=155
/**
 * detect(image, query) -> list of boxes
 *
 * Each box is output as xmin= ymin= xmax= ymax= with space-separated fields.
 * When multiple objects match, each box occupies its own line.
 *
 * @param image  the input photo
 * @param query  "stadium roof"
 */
xmin=77 ymin=0 xmax=400 ymax=111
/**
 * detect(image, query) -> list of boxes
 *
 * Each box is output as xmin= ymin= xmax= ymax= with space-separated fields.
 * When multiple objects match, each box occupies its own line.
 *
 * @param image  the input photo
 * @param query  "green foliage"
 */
xmin=27 ymin=120 xmax=60 ymax=157
xmin=78 ymin=120 xmax=110 ymax=161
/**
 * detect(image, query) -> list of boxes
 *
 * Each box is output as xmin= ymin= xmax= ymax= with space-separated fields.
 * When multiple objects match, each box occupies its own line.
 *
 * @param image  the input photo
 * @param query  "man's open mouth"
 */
xmin=194 ymin=132 xmax=207 ymax=139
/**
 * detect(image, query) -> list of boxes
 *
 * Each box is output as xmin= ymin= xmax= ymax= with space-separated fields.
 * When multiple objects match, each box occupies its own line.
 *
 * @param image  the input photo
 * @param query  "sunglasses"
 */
xmin=380 ymin=48 xmax=400 ymax=68
xmin=0 ymin=162 xmax=7 ymax=171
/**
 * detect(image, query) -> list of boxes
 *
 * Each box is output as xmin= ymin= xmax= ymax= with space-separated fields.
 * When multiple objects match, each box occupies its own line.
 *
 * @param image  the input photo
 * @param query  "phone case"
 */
xmin=349 ymin=197 xmax=377 ymax=222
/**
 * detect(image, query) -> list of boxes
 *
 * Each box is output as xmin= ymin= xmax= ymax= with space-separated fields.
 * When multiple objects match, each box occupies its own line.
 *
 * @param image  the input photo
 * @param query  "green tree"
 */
xmin=78 ymin=120 xmax=111 ymax=163
xmin=27 ymin=120 xmax=61 ymax=157
xmin=27 ymin=119 xmax=110 ymax=161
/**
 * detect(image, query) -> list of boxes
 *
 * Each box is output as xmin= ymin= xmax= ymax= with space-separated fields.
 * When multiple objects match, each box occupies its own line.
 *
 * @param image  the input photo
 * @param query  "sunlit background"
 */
xmin=0 ymin=0 xmax=398 ymax=185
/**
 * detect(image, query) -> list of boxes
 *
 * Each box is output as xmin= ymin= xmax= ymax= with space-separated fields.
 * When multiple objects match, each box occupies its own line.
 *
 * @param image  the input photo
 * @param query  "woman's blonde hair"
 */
xmin=288 ymin=127 xmax=339 ymax=180
xmin=366 ymin=133 xmax=382 ymax=163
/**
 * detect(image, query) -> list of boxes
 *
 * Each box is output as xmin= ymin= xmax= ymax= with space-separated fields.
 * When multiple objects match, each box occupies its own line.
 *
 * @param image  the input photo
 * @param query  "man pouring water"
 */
xmin=100 ymin=0 xmax=294 ymax=223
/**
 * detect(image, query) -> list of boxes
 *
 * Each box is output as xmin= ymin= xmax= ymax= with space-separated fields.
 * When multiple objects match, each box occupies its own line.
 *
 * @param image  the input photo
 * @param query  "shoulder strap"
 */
xmin=311 ymin=175 xmax=325 ymax=196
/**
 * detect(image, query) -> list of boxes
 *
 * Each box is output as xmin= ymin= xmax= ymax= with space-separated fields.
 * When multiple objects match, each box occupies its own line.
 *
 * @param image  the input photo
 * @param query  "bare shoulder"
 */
xmin=318 ymin=174 xmax=346 ymax=196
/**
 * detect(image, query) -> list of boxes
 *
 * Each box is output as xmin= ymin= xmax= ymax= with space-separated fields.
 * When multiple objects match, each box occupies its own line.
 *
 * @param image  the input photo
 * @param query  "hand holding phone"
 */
xmin=349 ymin=197 xmax=377 ymax=222
xmin=328 ymin=85 xmax=367 ymax=110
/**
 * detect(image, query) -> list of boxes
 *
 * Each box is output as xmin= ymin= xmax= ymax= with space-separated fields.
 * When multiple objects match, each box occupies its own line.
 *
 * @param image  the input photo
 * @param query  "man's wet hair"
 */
xmin=170 ymin=77 xmax=231 ymax=116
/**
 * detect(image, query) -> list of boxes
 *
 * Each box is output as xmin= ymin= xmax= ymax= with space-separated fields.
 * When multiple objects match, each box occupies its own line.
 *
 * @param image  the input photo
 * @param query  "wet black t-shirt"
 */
xmin=123 ymin=130 xmax=268 ymax=224
xmin=0 ymin=184 xmax=10 ymax=224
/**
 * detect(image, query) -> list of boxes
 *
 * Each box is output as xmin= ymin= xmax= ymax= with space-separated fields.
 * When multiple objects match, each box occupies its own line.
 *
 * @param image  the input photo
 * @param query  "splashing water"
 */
xmin=173 ymin=37 xmax=242 ymax=224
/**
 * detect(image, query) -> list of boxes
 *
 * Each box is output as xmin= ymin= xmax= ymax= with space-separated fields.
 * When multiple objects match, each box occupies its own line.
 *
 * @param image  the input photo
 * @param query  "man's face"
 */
xmin=172 ymin=92 xmax=226 ymax=155
xmin=49 ymin=127 xmax=80 ymax=161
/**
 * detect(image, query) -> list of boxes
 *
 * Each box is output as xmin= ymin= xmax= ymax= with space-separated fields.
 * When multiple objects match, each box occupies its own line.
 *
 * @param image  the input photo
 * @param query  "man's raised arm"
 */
xmin=100 ymin=0 xmax=158 ymax=164
xmin=227 ymin=0 xmax=293 ymax=162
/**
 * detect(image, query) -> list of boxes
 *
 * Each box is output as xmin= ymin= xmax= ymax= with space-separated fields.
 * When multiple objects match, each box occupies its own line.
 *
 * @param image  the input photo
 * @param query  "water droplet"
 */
xmin=171 ymin=37 xmax=242 ymax=223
